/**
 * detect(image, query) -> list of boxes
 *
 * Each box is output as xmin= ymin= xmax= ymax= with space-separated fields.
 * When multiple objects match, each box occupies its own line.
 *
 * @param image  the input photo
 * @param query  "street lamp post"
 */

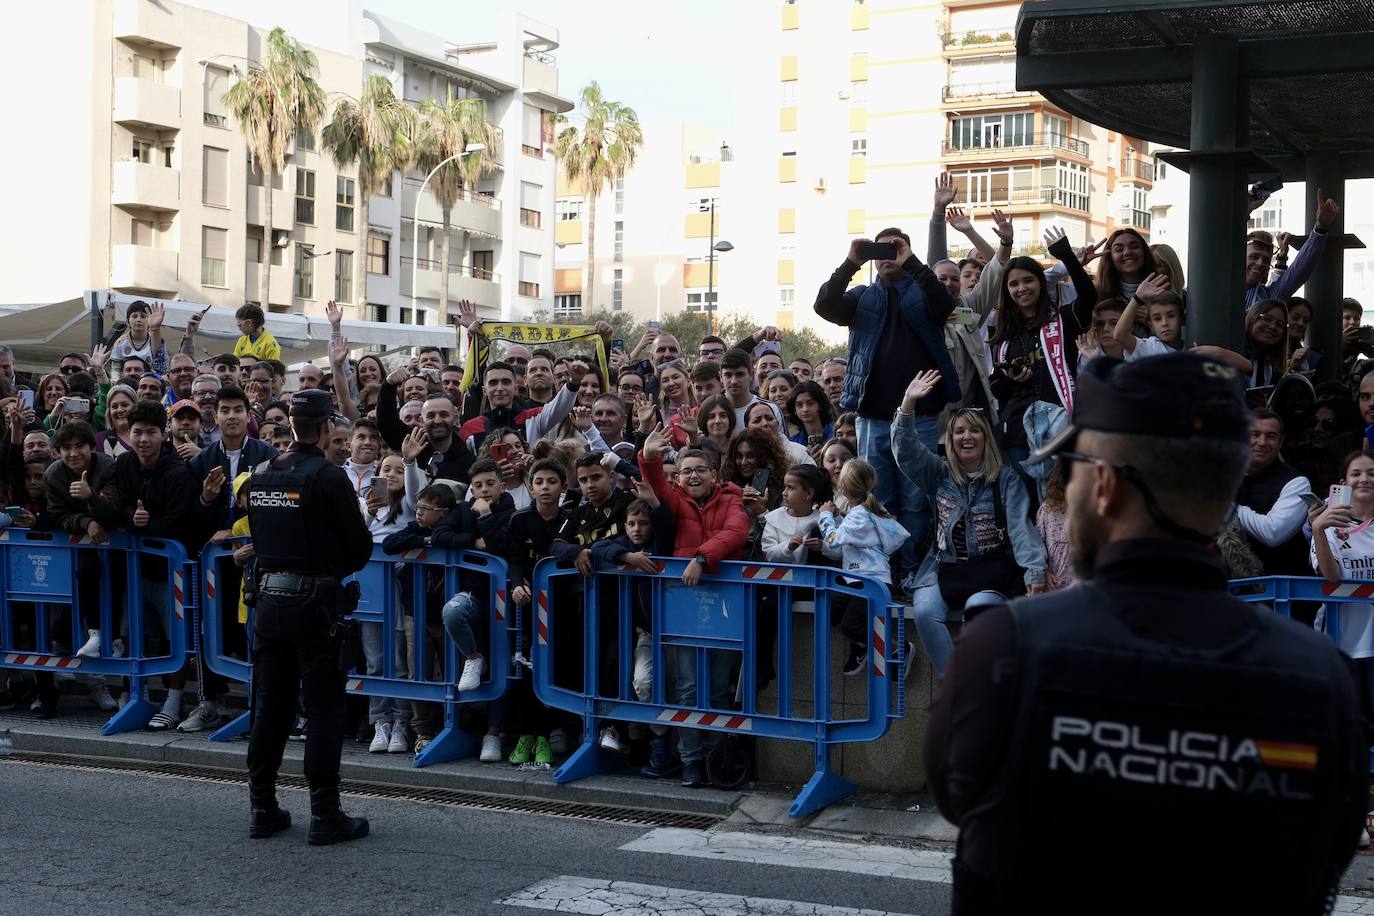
xmin=705 ymin=199 xmax=734 ymax=336
xmin=409 ymin=144 xmax=486 ymax=323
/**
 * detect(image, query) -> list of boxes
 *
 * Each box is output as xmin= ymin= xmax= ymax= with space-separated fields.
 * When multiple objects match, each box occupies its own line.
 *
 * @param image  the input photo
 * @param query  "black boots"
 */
xmin=249 ymin=805 xmax=292 ymax=839
xmin=307 ymin=787 xmax=369 ymax=846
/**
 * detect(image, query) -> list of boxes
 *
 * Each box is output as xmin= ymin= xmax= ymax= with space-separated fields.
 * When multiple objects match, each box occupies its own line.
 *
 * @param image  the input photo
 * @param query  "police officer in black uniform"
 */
xmin=924 ymin=352 xmax=1367 ymax=914
xmin=245 ymin=389 xmax=374 ymax=844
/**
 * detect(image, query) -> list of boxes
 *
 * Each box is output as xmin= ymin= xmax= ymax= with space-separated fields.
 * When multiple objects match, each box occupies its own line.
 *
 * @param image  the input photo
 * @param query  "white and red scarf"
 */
xmin=996 ymin=313 xmax=1075 ymax=415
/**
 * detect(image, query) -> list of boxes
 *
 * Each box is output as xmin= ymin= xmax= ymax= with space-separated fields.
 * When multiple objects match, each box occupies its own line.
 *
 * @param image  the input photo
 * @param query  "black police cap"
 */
xmin=1029 ymin=352 xmax=1249 ymax=464
xmin=289 ymin=388 xmax=333 ymax=420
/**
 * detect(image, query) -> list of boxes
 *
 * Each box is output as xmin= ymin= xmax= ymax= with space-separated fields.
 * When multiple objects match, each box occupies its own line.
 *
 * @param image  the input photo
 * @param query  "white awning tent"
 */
xmin=0 ymin=291 xmax=457 ymax=373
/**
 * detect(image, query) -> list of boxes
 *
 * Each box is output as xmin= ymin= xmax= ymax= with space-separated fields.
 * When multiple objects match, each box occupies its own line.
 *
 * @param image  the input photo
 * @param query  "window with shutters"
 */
xmin=519 ymin=181 xmax=543 ymax=228
xmin=203 ymin=66 xmax=229 ymax=128
xmin=518 ymin=252 xmax=541 ymax=298
xmin=201 ymin=227 xmax=227 ymax=288
xmin=202 ymin=146 xmax=228 ymax=208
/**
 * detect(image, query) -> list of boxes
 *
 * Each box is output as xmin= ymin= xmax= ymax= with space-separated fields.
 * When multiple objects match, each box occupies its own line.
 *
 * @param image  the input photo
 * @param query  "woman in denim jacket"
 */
xmin=891 ymin=370 xmax=1047 ymax=676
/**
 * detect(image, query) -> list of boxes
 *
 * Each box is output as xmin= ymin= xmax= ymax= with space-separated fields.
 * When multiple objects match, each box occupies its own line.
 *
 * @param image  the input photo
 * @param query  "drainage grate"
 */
xmin=2 ymin=752 xmax=721 ymax=830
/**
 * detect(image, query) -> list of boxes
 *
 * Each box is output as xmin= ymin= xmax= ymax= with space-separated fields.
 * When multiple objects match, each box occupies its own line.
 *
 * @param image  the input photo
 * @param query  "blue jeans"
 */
xmin=440 ymin=592 xmax=483 ymax=659
xmin=671 ymin=646 xmax=735 ymax=765
xmin=912 ymin=583 xmax=953 ymax=676
xmin=858 ymin=413 xmax=938 ymax=577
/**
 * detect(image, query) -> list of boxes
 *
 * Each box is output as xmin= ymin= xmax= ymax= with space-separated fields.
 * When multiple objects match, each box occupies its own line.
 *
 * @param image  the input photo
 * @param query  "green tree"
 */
xmin=222 ymin=27 xmax=326 ymax=308
xmin=321 ymin=74 xmax=416 ymax=313
xmin=414 ymin=93 xmax=499 ymax=325
xmin=554 ymin=82 xmax=644 ymax=311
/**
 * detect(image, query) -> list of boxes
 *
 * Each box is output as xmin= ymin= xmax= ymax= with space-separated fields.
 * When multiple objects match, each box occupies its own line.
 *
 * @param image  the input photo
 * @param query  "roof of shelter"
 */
xmin=1014 ymin=0 xmax=1374 ymax=178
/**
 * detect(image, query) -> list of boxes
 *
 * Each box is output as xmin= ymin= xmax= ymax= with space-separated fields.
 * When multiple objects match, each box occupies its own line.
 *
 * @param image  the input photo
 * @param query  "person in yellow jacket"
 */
xmin=232 ymin=304 xmax=281 ymax=362
xmin=230 ymin=471 xmax=255 ymax=624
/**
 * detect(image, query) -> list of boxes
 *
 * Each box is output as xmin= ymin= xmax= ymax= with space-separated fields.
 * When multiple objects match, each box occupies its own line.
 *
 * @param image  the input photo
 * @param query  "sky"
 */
xmin=363 ymin=0 xmax=739 ymax=131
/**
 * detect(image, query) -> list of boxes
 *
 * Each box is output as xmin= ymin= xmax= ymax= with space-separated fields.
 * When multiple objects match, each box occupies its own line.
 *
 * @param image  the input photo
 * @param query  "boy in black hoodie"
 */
xmin=590 ymin=479 xmax=678 ymax=775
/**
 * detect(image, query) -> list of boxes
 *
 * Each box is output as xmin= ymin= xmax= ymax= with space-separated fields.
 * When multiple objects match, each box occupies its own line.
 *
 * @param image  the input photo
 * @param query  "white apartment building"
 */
xmin=0 ymin=0 xmax=570 ymax=334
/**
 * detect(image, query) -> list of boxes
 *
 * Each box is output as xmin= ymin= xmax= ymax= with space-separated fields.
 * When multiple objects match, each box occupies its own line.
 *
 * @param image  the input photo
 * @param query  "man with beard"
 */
xmin=923 ymin=352 xmax=1366 ymax=914
xmin=163 ymin=353 xmax=198 ymax=407
xmin=416 ymin=396 xmax=473 ymax=484
xmin=1234 ymin=409 xmax=1315 ymax=622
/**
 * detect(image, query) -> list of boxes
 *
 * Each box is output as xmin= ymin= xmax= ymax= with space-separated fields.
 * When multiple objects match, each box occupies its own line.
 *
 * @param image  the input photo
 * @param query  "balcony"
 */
xmin=942 ymin=132 xmax=1090 ymax=160
xmin=399 ymin=257 xmax=501 ymax=304
xmin=523 ymin=54 xmax=558 ymax=97
xmin=941 ymin=27 xmax=1015 ymax=50
xmin=113 ymin=0 xmax=183 ymax=47
xmin=112 ymin=159 xmax=180 ymax=212
xmin=113 ymin=77 xmax=181 ymax=129
xmin=401 ymin=179 xmax=502 ymax=238
xmin=245 ymin=261 xmax=293 ymax=307
xmin=1120 ymin=208 xmax=1153 ymax=231
xmin=941 ymin=81 xmax=1030 ymax=103
xmin=1120 ymin=158 xmax=1156 ymax=182
xmin=245 ymin=185 xmax=294 ymax=231
xmin=966 ymin=185 xmax=1090 ymax=212
xmin=111 ymin=244 xmax=178 ymax=293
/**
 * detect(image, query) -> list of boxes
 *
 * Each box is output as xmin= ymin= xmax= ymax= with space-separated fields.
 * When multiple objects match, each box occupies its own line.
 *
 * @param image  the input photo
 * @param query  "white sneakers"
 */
xmin=88 ymin=685 xmax=117 ymax=712
xmin=479 ymin=734 xmax=502 ymax=762
xmin=599 ymin=727 xmax=622 ymax=753
xmin=369 ymin=722 xmax=392 ymax=753
xmin=178 ymin=702 xmax=220 ymax=732
xmin=76 ymin=630 xmax=102 ymax=659
xmin=458 ymin=656 xmax=486 ymax=692
xmin=387 ymin=723 xmax=409 ymax=754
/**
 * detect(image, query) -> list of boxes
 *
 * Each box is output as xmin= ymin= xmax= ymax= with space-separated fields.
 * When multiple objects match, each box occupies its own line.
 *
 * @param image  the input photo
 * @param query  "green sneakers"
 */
xmin=509 ymin=734 xmax=535 ymax=765
xmin=534 ymin=736 xmax=554 ymax=765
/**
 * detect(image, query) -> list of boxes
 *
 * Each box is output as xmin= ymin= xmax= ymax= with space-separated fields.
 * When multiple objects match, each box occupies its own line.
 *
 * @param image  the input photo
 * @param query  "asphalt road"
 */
xmin=0 ymin=757 xmax=955 ymax=916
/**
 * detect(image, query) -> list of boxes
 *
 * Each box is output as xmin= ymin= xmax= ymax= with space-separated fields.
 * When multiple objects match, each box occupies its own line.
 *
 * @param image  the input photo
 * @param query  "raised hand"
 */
xmin=945 ymin=207 xmax=973 ymax=234
xmin=642 ymin=423 xmax=669 ymax=460
xmin=1135 ymin=272 xmax=1171 ymax=302
xmin=457 ymin=299 xmax=480 ymax=331
xmin=1077 ymin=238 xmax=1105 ymax=266
xmin=69 ymin=470 xmax=92 ymax=500
xmin=567 ymin=359 xmax=590 ymax=382
xmin=933 ymin=171 xmax=957 ymax=210
xmin=677 ymin=408 xmax=700 ymax=442
xmin=89 ymin=343 xmax=110 ymax=373
xmin=888 ymin=234 xmax=913 ymax=264
xmin=1042 ymin=226 xmax=1068 ymax=250
xmin=1315 ymin=189 xmax=1341 ymax=231
xmin=325 ymin=299 xmax=343 ymax=330
xmin=594 ymin=320 xmax=613 ymax=342
xmin=147 ymin=302 xmax=165 ymax=330
xmin=571 ymin=405 xmax=593 ymax=432
xmin=848 ymin=237 xmax=874 ymax=266
xmin=386 ymin=364 xmax=411 ymax=387
xmin=902 ymin=370 xmax=943 ymax=407
xmin=1077 ymin=331 xmax=1100 ymax=361
xmin=202 ymin=466 xmax=226 ymax=504
xmin=755 ymin=325 xmax=784 ymax=344
xmin=402 ymin=427 xmax=428 ymax=463
xmin=632 ymin=477 xmax=659 ymax=508
xmin=1275 ymin=231 xmax=1292 ymax=255
xmin=329 ymin=335 xmax=350 ymax=367
xmin=636 ymin=397 xmax=658 ymax=433
xmin=991 ymin=209 xmax=1014 ymax=244
xmin=175 ymin=434 xmax=200 ymax=461
xmin=132 ymin=500 xmax=150 ymax=528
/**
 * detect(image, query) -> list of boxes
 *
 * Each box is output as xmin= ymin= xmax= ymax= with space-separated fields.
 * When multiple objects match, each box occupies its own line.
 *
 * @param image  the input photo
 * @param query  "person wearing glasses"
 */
xmin=924 ymin=351 xmax=1366 ymax=912
xmin=892 ymin=370 xmax=1045 ymax=677
xmin=1244 ymin=298 xmax=1290 ymax=388
xmin=697 ymin=336 xmax=728 ymax=364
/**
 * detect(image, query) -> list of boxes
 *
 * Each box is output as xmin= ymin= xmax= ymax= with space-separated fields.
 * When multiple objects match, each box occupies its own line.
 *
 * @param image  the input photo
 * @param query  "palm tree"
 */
xmin=555 ymin=82 xmax=644 ymax=311
xmin=413 ymin=93 xmax=499 ymax=325
xmin=321 ymin=75 xmax=416 ymax=314
xmin=222 ymin=27 xmax=326 ymax=308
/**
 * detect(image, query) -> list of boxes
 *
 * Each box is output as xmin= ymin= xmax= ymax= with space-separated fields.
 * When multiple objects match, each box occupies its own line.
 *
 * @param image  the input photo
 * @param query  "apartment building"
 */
xmin=0 ymin=0 xmax=569 ymax=330
xmin=552 ymin=120 xmax=733 ymax=323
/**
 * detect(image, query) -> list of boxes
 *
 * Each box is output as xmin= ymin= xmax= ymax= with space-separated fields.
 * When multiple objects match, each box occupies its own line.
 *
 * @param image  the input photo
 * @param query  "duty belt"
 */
xmin=258 ymin=572 xmax=333 ymax=596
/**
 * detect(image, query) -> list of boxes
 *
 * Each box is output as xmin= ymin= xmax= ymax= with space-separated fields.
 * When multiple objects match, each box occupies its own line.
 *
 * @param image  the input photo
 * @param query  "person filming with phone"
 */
xmin=814 ymin=225 xmax=958 ymax=591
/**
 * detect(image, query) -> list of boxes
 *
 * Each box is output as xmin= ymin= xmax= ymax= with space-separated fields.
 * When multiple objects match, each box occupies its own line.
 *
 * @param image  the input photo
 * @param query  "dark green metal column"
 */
xmin=1185 ymin=36 xmax=1251 ymax=354
xmin=1304 ymin=151 xmax=1345 ymax=381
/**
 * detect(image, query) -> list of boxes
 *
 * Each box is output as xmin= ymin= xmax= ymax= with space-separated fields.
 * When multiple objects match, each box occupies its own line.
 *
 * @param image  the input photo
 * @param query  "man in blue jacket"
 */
xmin=814 ymin=228 xmax=958 ymax=589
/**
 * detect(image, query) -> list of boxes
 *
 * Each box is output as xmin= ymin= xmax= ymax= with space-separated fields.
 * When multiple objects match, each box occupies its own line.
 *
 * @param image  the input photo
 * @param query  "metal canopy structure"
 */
xmin=1015 ymin=0 xmax=1374 ymax=367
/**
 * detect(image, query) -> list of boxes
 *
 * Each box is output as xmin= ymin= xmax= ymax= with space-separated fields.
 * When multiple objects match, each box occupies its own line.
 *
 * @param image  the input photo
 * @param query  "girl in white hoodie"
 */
xmin=819 ymin=459 xmax=911 ymax=674
xmin=760 ymin=465 xmax=832 ymax=564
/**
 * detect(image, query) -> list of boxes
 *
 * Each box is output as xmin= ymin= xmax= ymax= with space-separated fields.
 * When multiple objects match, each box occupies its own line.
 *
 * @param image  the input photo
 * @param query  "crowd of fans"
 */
xmin=0 ymin=172 xmax=1367 ymax=792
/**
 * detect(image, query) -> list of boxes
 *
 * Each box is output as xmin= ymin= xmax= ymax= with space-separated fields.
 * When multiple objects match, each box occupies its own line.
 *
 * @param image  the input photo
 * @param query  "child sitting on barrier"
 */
xmin=639 ymin=423 xmax=750 ymax=789
xmin=818 ymin=459 xmax=910 ymax=677
xmin=591 ymin=480 xmax=679 ymax=778
xmin=382 ymin=483 xmax=459 ymax=758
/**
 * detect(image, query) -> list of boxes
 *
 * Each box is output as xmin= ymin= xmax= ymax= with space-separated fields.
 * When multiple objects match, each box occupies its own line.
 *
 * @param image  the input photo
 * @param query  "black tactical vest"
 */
xmin=246 ymin=453 xmax=328 ymax=573
xmin=956 ymin=584 xmax=1355 ymax=915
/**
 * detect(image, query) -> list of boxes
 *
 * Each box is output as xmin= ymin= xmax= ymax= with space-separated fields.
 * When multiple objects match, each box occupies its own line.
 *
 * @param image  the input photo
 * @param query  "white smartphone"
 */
xmin=1330 ymin=484 xmax=1353 ymax=509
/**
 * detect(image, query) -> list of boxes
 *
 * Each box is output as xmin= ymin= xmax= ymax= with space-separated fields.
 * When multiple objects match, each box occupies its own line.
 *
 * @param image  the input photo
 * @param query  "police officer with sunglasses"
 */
xmin=924 ymin=351 xmax=1367 ymax=914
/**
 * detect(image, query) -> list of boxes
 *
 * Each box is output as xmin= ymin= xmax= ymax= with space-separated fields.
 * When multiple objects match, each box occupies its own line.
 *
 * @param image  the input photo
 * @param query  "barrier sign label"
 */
xmin=663 ymin=581 xmax=746 ymax=642
xmin=346 ymin=561 xmax=392 ymax=619
xmin=8 ymin=547 xmax=73 ymax=598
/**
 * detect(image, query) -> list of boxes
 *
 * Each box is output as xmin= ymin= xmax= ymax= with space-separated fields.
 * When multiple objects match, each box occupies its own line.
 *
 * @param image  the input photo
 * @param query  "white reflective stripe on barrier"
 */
xmin=4 ymin=653 xmax=82 ymax=669
xmin=1322 ymin=582 xmax=1374 ymax=599
xmin=495 ymin=587 xmax=506 ymax=622
xmin=655 ymin=709 xmax=754 ymax=730
xmin=537 ymin=589 xmax=550 ymax=646
xmin=741 ymin=565 xmax=794 ymax=582
xmin=872 ymin=614 xmax=887 ymax=679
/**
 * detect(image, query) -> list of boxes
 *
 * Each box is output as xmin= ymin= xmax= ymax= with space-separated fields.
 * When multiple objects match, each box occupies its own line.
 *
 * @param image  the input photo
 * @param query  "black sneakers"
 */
xmin=842 ymin=642 xmax=868 ymax=677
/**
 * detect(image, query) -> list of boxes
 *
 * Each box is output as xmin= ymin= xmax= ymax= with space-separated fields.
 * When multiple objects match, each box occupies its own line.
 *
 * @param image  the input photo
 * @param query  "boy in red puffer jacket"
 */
xmin=638 ymin=424 xmax=750 ymax=788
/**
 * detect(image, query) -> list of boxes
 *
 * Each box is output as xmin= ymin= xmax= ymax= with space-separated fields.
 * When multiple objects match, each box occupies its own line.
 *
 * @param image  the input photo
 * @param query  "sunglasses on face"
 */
xmin=60 ymin=365 xmax=84 ymax=374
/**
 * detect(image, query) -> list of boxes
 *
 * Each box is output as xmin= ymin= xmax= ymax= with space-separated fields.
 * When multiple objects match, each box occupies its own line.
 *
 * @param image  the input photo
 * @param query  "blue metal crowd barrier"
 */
xmin=0 ymin=530 xmax=194 ymax=735
xmin=530 ymin=556 xmax=907 ymax=818
xmin=1230 ymin=574 xmax=1374 ymax=771
xmin=199 ymin=541 xmax=513 ymax=767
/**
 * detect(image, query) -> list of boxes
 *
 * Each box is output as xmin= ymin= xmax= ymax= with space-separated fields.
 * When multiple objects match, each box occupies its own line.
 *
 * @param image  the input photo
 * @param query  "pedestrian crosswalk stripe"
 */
xmin=619 ymin=828 xmax=953 ymax=884
xmin=500 ymin=876 xmax=924 ymax=915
